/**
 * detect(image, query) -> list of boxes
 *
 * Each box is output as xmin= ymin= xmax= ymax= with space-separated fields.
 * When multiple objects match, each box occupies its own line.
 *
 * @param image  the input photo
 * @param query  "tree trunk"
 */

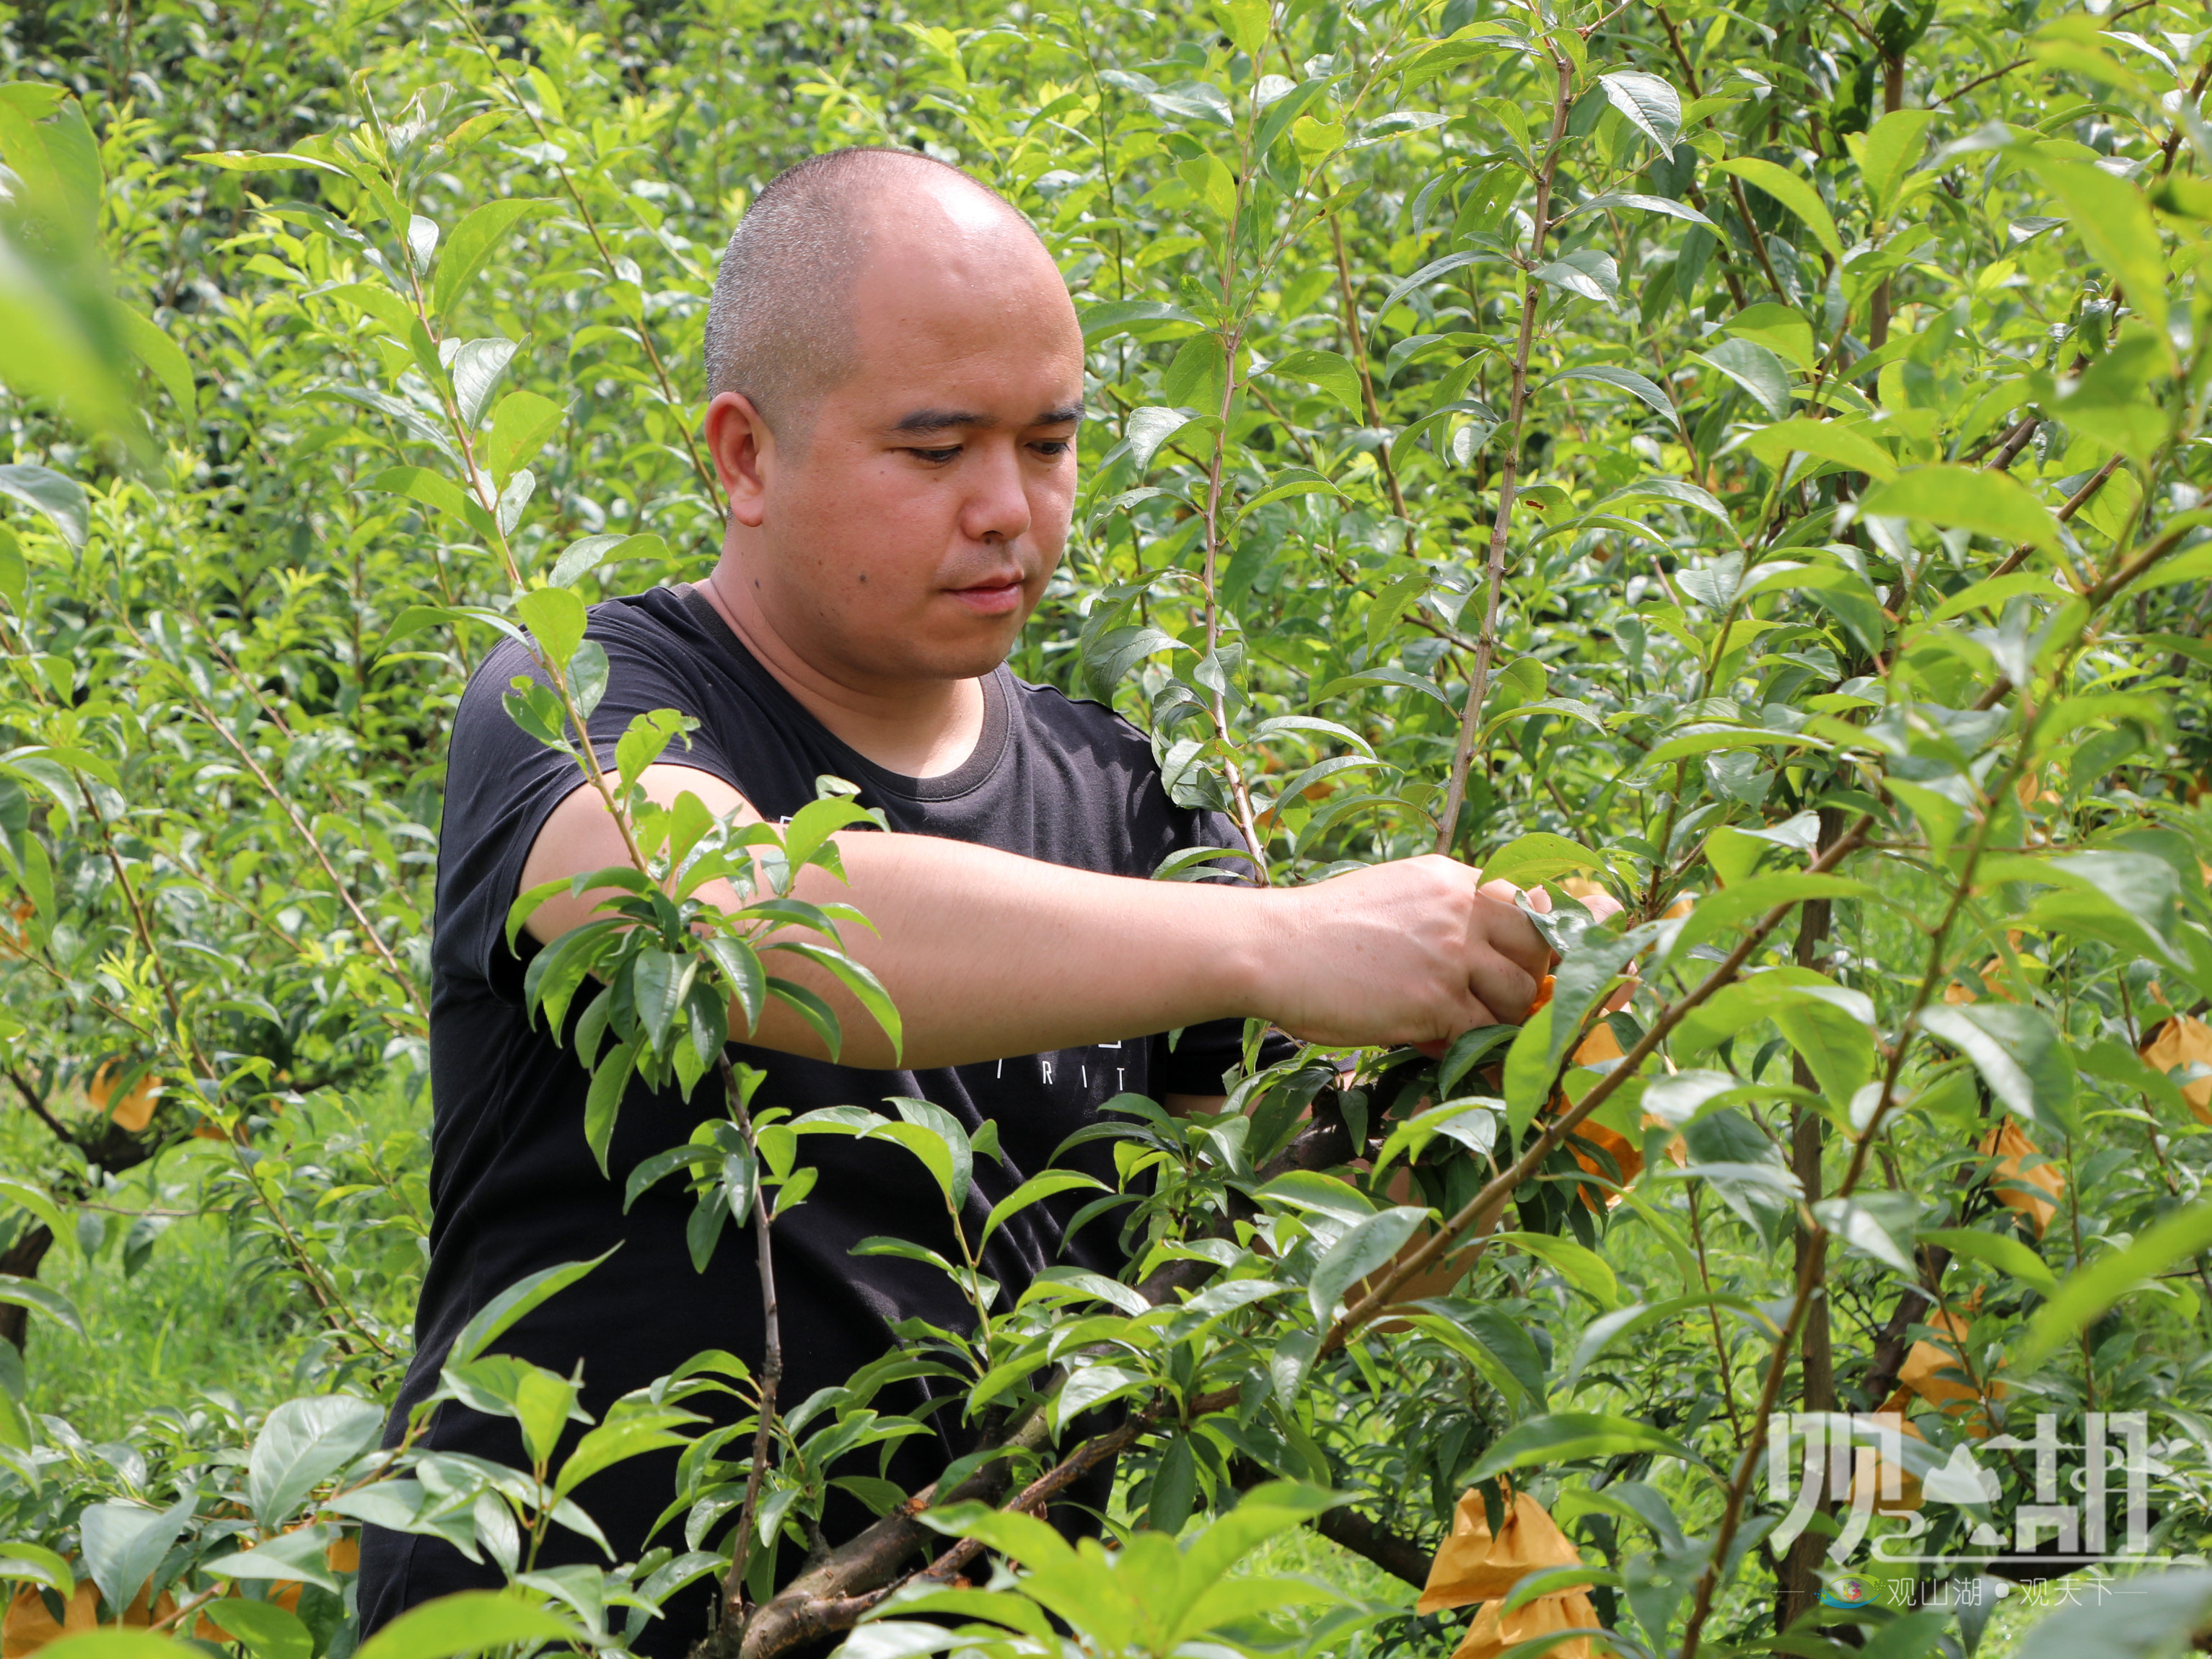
xmin=1776 ymin=817 xmax=1840 ymax=1637
xmin=0 ymin=1225 xmax=56 ymax=1354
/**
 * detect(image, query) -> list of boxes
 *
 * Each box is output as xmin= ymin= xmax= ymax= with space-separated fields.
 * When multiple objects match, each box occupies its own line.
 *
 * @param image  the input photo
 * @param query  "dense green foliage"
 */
xmin=6 ymin=0 xmax=2212 ymax=1655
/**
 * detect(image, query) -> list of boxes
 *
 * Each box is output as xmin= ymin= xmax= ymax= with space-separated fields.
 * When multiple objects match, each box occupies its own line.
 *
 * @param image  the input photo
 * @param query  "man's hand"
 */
xmin=1255 ymin=856 xmax=1555 ymax=1049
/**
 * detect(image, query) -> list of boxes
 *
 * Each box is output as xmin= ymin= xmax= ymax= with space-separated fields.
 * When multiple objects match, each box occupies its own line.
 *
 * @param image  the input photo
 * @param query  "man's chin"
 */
xmin=874 ymin=632 xmax=1022 ymax=685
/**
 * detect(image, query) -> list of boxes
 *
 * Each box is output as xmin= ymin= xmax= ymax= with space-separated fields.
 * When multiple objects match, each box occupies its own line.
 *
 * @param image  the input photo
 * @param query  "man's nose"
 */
xmin=958 ymin=440 xmax=1033 ymax=546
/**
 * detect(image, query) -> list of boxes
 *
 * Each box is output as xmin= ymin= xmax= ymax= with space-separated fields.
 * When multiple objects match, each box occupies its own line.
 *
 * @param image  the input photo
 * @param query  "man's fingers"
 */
xmin=1578 ymin=888 xmax=1625 ymax=924
xmin=1479 ymin=901 xmax=1553 ymax=980
xmin=1467 ymin=955 xmax=1537 ymax=1025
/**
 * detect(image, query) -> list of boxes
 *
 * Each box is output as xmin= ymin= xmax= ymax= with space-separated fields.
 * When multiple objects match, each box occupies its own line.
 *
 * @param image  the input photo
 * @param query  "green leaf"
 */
xmin=116 ymin=305 xmax=195 ymax=417
xmin=1545 ymin=930 xmax=1638 ymax=1072
xmin=449 ymin=1251 xmax=615 ymax=1366
xmin=553 ymin=1403 xmax=699 ymax=1497
xmin=2015 ymin=1567 xmax=2212 ymax=1659
xmin=1535 ymin=248 xmax=1618 ymax=305
xmin=1078 ymin=299 xmax=1201 ymax=343
xmin=353 ymin=1590 xmax=580 ymax=1659
xmin=548 ymin=530 xmax=664 ymax=587
xmin=1562 ymin=192 xmax=1714 ymax=230
xmin=1050 ymin=1362 xmax=1151 ymax=1433
xmin=1566 ymin=1295 xmax=1753 ymax=1388
xmin=1716 ymin=156 xmax=1843 ymax=258
xmin=0 ymin=1273 xmax=81 ymax=1336
xmin=430 ymin=200 xmax=551 ymax=324
xmin=189 ymin=148 xmax=349 ymax=176
xmin=865 ymin=1117 xmax=963 ymax=1207
xmin=979 ymin=1171 xmax=1107 ymax=1251
xmin=515 ymin=586 xmax=589 ymax=667
xmin=1147 ymin=1435 xmax=1198 ymax=1534
xmin=1597 ymin=71 xmax=1682 ymax=157
xmin=1307 ymin=1204 xmax=1426 ymax=1326
xmin=0 ymin=1541 xmax=72 ymax=1595
xmin=30 ymin=1636 xmax=182 ymax=1659
xmin=770 ymin=942 xmax=902 ymax=1059
xmin=201 ymin=1598 xmax=313 ymax=1659
xmin=1265 ymin=348 xmax=1362 ymax=414
xmin=1920 ymin=1226 xmax=2058 ymax=1297
xmin=485 ymin=390 xmax=565 ymax=489
xmin=367 ymin=465 xmax=493 ymax=540
xmin=0 ymin=1176 xmax=63 ymax=1238
xmin=1812 ymin=1195 xmax=1918 ymax=1274
xmin=584 ymin=1040 xmax=640 ymax=1173
xmin=1123 ymin=406 xmax=1199 ymax=472
xmin=1642 ymin=724 xmax=1812 ymax=767
xmin=1722 ymin=302 xmax=1816 ymax=370
xmin=1255 ymin=75 xmax=1336 ymax=155
xmin=1465 ymin=1411 xmax=1705 ymax=1482
xmin=2008 ymin=849 xmax=2187 ymax=970
xmin=1550 ymin=364 xmax=1679 ymax=425
xmin=1696 ymin=338 xmax=1791 ymax=419
xmin=1373 ymin=251 xmax=1488 ymax=328
xmin=1668 ymin=875 xmax=1879 ymax=963
xmin=2020 ymin=1200 xmax=2212 ymax=1366
xmin=79 ymin=1489 xmax=198 ymax=1616
xmin=0 ymin=463 xmax=89 ymax=548
xmin=1913 ymin=1003 xmax=2077 ymax=1137
xmin=1491 ymin=1230 xmax=1621 ymax=1308
xmin=200 ymin=1525 xmax=343 ymax=1593
xmin=1480 ymin=832 xmax=1606 ymax=886
xmin=1237 ymin=465 xmax=1343 ymax=518
xmin=1856 ymin=107 xmax=1936 ymax=217
xmin=1160 ymin=333 xmax=1225 ymax=408
xmin=1742 ymin=416 xmax=1897 ymax=481
xmin=1501 ymin=1003 xmax=1555 ymax=1142
xmin=246 ymin=1395 xmax=384 ymax=1527
xmin=2027 ymin=157 xmax=2168 ymax=333
xmin=1858 ymin=465 xmax=2060 ymax=550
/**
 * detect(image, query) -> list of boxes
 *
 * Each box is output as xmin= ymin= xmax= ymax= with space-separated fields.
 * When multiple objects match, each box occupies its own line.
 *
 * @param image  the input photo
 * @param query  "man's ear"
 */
xmin=704 ymin=391 xmax=775 ymax=528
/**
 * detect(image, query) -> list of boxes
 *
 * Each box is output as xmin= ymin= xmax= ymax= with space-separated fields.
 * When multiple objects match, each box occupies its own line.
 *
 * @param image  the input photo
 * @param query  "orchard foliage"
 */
xmin=4 ymin=0 xmax=2212 ymax=1655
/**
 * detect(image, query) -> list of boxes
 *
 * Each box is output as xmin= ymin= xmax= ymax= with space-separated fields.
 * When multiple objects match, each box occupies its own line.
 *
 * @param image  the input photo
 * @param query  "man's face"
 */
xmin=714 ymin=188 xmax=1084 ymax=687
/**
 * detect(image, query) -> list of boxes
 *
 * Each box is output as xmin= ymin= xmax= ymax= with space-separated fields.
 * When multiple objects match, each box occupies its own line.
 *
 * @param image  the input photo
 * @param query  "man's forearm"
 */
xmin=517 ymin=764 xmax=1547 ymax=1069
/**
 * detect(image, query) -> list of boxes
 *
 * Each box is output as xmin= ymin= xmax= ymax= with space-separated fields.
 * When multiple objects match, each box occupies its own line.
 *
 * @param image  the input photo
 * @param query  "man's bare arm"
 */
xmin=517 ymin=765 xmax=1552 ymax=1070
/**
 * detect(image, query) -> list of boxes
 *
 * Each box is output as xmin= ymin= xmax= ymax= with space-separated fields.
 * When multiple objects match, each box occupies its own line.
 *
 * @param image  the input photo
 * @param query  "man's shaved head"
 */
xmin=701 ymin=147 xmax=1043 ymax=436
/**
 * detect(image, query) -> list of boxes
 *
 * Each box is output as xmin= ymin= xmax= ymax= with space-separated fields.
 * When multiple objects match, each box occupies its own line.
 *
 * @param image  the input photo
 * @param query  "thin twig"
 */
xmin=1433 ymin=48 xmax=1574 ymax=856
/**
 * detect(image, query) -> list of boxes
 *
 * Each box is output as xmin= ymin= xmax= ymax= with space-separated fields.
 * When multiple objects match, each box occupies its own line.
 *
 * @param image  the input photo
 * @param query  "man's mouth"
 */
xmin=947 ymin=576 xmax=1027 ymax=617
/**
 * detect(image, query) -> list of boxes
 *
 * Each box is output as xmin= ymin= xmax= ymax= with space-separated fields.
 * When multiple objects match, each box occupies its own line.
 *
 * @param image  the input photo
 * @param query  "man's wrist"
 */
xmin=1203 ymin=880 xmax=1291 ymax=1028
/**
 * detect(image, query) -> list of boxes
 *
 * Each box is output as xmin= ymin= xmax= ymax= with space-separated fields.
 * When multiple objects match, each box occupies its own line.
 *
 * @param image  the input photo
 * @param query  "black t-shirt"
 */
xmin=361 ymin=585 xmax=1258 ymax=1649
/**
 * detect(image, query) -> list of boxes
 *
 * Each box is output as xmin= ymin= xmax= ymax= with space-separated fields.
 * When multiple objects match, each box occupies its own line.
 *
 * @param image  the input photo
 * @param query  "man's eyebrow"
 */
xmin=890 ymin=408 xmax=987 ymax=434
xmin=888 ymin=403 xmax=1085 ymax=435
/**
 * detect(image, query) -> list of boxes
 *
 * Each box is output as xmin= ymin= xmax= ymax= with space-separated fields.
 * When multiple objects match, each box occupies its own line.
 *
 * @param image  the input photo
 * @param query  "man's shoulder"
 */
xmin=456 ymin=588 xmax=705 ymax=716
xmin=1006 ymin=675 xmax=1160 ymax=770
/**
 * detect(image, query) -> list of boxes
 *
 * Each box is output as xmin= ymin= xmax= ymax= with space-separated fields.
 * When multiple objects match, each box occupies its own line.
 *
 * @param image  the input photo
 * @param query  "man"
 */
xmin=361 ymin=146 xmax=1552 ymax=1652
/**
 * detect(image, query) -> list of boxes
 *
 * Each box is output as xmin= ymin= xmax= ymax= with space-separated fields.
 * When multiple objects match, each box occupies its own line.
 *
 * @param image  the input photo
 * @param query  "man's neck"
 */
xmin=697 ymin=560 xmax=987 ymax=779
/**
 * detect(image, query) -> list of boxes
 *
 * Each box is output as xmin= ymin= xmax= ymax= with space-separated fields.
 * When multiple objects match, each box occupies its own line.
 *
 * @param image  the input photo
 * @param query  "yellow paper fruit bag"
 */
xmin=1447 ymin=1588 xmax=1600 ymax=1659
xmin=1420 ymin=1488 xmax=1600 ymax=1659
xmin=1419 ymin=1488 xmax=1586 ymax=1611
xmin=2142 ymin=1015 xmax=2212 ymax=1124
xmin=1978 ymin=1120 xmax=2063 ymax=1237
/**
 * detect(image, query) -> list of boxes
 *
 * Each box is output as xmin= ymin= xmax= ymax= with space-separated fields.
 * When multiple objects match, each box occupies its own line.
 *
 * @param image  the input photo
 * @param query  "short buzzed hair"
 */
xmin=701 ymin=147 xmax=1020 ymax=434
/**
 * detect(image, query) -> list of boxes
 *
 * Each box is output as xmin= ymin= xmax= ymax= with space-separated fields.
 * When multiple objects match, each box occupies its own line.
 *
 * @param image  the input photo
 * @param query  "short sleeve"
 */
xmin=433 ymin=621 xmax=742 ymax=1004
